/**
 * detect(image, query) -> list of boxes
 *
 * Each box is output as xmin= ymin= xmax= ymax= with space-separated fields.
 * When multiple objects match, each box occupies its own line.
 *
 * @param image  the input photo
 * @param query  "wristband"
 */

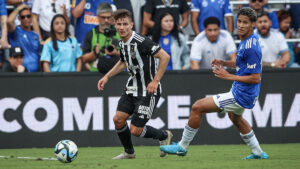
xmin=14 ymin=8 xmax=20 ymax=13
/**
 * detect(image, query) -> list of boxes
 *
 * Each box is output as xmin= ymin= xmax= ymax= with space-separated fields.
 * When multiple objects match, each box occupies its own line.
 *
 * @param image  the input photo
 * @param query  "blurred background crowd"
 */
xmin=0 ymin=0 xmax=299 ymax=73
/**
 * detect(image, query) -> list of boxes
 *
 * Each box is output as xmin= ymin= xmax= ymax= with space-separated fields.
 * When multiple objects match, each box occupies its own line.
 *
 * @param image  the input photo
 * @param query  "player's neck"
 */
xmin=121 ymin=31 xmax=133 ymax=43
xmin=240 ymin=31 xmax=253 ymax=41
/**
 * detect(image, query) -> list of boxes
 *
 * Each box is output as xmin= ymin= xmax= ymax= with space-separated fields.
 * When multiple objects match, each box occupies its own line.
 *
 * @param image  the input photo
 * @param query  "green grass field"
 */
xmin=0 ymin=144 xmax=299 ymax=169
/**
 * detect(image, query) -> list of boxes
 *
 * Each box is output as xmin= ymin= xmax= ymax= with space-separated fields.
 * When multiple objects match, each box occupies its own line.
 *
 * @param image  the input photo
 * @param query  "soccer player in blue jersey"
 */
xmin=160 ymin=7 xmax=269 ymax=160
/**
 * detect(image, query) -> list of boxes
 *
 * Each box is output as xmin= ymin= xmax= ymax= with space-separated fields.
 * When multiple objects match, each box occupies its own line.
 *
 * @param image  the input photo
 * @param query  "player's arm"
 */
xmin=190 ymin=60 xmax=200 ymax=70
xmin=97 ymin=60 xmax=126 ymax=91
xmin=225 ymin=16 xmax=234 ymax=34
xmin=191 ymin=11 xmax=200 ymax=35
xmin=211 ymin=58 xmax=236 ymax=68
xmin=147 ymin=49 xmax=170 ymax=94
xmin=213 ymin=65 xmax=260 ymax=84
xmin=71 ymin=0 xmax=85 ymax=18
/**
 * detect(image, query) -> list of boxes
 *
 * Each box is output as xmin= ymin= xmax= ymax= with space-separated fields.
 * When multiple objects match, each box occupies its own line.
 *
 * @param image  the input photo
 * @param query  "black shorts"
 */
xmin=117 ymin=93 xmax=160 ymax=127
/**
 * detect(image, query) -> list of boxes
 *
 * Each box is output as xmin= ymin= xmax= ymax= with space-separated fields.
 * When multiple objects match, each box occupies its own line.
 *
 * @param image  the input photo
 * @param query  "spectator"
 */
xmin=152 ymin=12 xmax=189 ymax=70
xmin=113 ymin=0 xmax=146 ymax=33
xmin=249 ymin=0 xmax=279 ymax=29
xmin=255 ymin=11 xmax=290 ymax=68
xmin=7 ymin=4 xmax=40 ymax=72
xmin=32 ymin=0 xmax=71 ymax=42
xmin=0 ymin=0 xmax=9 ymax=68
xmin=190 ymin=0 xmax=233 ymax=35
xmin=1 ymin=46 xmax=27 ymax=72
xmin=71 ymin=0 xmax=113 ymax=47
xmin=277 ymin=9 xmax=300 ymax=68
xmin=190 ymin=17 xmax=236 ymax=69
xmin=82 ymin=2 xmax=120 ymax=73
xmin=6 ymin=0 xmax=34 ymax=7
xmin=40 ymin=14 xmax=82 ymax=72
xmin=142 ymin=0 xmax=190 ymax=35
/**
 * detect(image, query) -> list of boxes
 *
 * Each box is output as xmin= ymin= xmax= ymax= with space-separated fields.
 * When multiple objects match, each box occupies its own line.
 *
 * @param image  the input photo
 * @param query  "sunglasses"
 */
xmin=251 ymin=0 xmax=263 ymax=3
xmin=51 ymin=3 xmax=56 ymax=13
xmin=20 ymin=14 xmax=31 ymax=19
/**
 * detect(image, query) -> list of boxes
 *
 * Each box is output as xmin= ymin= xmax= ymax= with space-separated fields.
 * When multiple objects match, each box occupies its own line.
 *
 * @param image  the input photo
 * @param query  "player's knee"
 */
xmin=113 ymin=115 xmax=126 ymax=128
xmin=130 ymin=127 xmax=142 ymax=137
xmin=191 ymin=101 xmax=205 ymax=114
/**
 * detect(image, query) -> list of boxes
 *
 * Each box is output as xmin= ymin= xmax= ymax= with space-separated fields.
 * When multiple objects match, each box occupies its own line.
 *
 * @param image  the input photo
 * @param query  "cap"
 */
xmin=9 ymin=47 xmax=24 ymax=58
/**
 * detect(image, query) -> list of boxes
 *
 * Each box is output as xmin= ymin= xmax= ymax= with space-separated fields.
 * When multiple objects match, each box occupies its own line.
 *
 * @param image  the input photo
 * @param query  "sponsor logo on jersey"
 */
xmin=84 ymin=15 xmax=98 ymax=25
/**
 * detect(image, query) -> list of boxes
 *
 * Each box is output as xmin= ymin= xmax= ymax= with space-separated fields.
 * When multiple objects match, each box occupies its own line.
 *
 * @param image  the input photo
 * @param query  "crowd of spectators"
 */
xmin=0 ymin=0 xmax=299 ymax=73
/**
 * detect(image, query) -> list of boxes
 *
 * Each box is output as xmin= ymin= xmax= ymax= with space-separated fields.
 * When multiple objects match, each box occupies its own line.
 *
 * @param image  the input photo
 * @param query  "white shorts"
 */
xmin=212 ymin=91 xmax=245 ymax=115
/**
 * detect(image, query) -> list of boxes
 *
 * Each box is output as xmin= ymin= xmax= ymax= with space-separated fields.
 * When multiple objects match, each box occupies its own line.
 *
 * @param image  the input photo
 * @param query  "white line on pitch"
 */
xmin=0 ymin=155 xmax=58 ymax=161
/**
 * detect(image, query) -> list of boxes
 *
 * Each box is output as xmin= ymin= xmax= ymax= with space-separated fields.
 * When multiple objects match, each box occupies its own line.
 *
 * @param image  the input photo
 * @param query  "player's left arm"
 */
xmin=213 ymin=65 xmax=260 ymax=84
xmin=147 ymin=49 xmax=170 ymax=94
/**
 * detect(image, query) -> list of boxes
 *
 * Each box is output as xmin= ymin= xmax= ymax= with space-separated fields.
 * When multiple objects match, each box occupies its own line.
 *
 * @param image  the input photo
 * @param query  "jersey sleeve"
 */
xmin=143 ymin=0 xmax=154 ymax=14
xmin=190 ymin=39 xmax=202 ymax=61
xmin=180 ymin=0 xmax=190 ymax=14
xmin=191 ymin=0 xmax=200 ymax=12
xmin=225 ymin=33 xmax=237 ymax=55
xmin=277 ymin=33 xmax=289 ymax=54
xmin=244 ymin=48 xmax=262 ymax=74
xmin=32 ymin=0 xmax=41 ymax=15
xmin=143 ymin=37 xmax=161 ymax=57
xmin=0 ymin=0 xmax=7 ymax=16
xmin=224 ymin=0 xmax=233 ymax=16
xmin=40 ymin=42 xmax=52 ymax=62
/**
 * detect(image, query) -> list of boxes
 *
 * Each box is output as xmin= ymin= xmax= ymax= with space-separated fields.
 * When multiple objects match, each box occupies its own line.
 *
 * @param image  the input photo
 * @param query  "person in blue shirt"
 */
xmin=249 ymin=0 xmax=279 ymax=29
xmin=160 ymin=8 xmax=269 ymax=160
xmin=41 ymin=14 xmax=82 ymax=72
xmin=191 ymin=0 xmax=234 ymax=35
xmin=0 ymin=0 xmax=9 ymax=68
xmin=8 ymin=4 xmax=40 ymax=72
xmin=71 ymin=0 xmax=113 ymax=47
xmin=152 ymin=12 xmax=190 ymax=70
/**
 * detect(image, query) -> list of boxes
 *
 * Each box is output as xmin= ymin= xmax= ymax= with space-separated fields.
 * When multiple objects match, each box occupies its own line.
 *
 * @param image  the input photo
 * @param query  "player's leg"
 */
xmin=112 ymin=94 xmax=136 ymax=159
xmin=129 ymin=94 xmax=173 ymax=157
xmin=160 ymin=96 xmax=220 ymax=156
xmin=228 ymin=112 xmax=269 ymax=159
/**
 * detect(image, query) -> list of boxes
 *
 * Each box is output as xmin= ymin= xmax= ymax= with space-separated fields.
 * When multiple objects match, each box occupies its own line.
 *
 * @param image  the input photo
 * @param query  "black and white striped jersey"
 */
xmin=119 ymin=31 xmax=162 ymax=97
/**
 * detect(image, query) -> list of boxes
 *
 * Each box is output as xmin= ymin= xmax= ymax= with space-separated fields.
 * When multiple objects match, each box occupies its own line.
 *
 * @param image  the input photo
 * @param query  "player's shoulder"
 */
xmin=244 ymin=33 xmax=259 ymax=50
xmin=219 ymin=30 xmax=232 ymax=40
xmin=133 ymin=32 xmax=147 ymax=43
xmin=194 ymin=31 xmax=206 ymax=43
xmin=270 ymin=29 xmax=285 ymax=39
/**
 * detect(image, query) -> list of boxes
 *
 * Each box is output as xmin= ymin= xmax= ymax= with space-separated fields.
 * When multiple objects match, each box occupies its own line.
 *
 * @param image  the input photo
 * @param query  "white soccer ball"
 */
xmin=54 ymin=140 xmax=78 ymax=163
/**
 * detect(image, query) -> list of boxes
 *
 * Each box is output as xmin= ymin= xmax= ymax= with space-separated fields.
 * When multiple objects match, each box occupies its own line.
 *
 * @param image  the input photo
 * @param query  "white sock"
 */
xmin=240 ymin=130 xmax=263 ymax=155
xmin=178 ymin=124 xmax=198 ymax=150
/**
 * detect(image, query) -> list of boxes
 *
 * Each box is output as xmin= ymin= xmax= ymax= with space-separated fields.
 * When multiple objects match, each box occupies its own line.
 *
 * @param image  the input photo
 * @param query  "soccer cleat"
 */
xmin=159 ymin=130 xmax=173 ymax=157
xmin=112 ymin=152 xmax=136 ymax=160
xmin=242 ymin=152 xmax=269 ymax=159
xmin=160 ymin=142 xmax=187 ymax=156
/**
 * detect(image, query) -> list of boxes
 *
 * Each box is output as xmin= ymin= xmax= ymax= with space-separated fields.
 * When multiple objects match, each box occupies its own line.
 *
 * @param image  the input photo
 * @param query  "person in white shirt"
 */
xmin=32 ymin=0 xmax=71 ymax=43
xmin=255 ymin=11 xmax=290 ymax=68
xmin=190 ymin=17 xmax=236 ymax=69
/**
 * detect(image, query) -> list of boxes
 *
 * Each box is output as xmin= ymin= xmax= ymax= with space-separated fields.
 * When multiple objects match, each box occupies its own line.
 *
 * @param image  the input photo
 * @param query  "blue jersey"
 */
xmin=72 ymin=0 xmax=113 ymax=47
xmin=9 ymin=26 xmax=40 ymax=72
xmin=41 ymin=37 xmax=82 ymax=72
xmin=160 ymin=34 xmax=172 ymax=70
xmin=0 ymin=0 xmax=7 ymax=16
xmin=232 ymin=33 xmax=262 ymax=109
xmin=191 ymin=0 xmax=232 ymax=31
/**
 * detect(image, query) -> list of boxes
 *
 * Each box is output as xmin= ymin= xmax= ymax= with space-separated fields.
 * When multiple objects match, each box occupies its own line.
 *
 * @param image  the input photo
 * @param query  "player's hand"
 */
xmin=147 ymin=80 xmax=159 ymax=94
xmin=17 ymin=65 xmax=26 ymax=72
xmin=211 ymin=59 xmax=224 ymax=67
xmin=212 ymin=65 xmax=231 ymax=80
xmin=97 ymin=76 xmax=109 ymax=91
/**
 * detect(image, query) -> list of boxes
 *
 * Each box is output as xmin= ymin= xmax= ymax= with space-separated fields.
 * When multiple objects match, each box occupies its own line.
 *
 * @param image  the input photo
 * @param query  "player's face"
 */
xmin=115 ymin=17 xmax=133 ymax=40
xmin=237 ymin=15 xmax=254 ymax=38
xmin=204 ymin=24 xmax=220 ymax=42
xmin=53 ymin=17 xmax=66 ymax=34
xmin=256 ymin=16 xmax=271 ymax=36
xmin=98 ymin=12 xmax=113 ymax=29
xmin=161 ymin=14 xmax=174 ymax=33
xmin=19 ymin=10 xmax=32 ymax=29
xmin=249 ymin=0 xmax=263 ymax=11
xmin=279 ymin=16 xmax=291 ymax=33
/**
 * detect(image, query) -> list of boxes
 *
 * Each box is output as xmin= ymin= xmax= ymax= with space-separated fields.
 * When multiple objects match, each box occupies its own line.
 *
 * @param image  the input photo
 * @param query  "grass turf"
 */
xmin=0 ymin=143 xmax=299 ymax=169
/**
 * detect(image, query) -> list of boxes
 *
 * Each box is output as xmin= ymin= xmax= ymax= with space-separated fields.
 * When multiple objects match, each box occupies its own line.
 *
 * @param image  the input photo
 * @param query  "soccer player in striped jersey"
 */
xmin=97 ymin=9 xmax=172 ymax=159
xmin=160 ymin=7 xmax=269 ymax=160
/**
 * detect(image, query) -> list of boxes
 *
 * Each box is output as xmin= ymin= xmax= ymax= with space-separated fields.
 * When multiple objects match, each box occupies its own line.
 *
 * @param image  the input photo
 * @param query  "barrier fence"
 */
xmin=0 ymin=69 xmax=299 ymax=148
